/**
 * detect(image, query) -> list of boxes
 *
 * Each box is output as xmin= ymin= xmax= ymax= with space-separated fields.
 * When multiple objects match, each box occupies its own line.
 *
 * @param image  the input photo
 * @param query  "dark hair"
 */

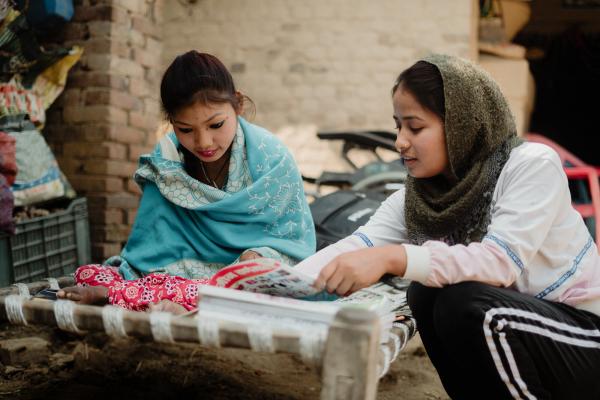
xmin=392 ymin=60 xmax=445 ymax=121
xmin=160 ymin=50 xmax=253 ymax=119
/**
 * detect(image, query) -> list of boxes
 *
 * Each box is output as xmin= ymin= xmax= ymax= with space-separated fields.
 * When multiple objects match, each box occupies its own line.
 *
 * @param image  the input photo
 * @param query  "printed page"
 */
xmin=333 ymin=281 xmax=410 ymax=343
xmin=337 ymin=281 xmax=408 ymax=314
xmin=208 ymin=258 xmax=320 ymax=298
xmin=198 ymin=285 xmax=340 ymax=324
xmin=197 ymin=308 xmax=331 ymax=335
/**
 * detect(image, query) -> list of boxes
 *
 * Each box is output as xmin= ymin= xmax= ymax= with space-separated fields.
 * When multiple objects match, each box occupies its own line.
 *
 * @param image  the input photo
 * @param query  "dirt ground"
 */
xmin=0 ymin=323 xmax=448 ymax=400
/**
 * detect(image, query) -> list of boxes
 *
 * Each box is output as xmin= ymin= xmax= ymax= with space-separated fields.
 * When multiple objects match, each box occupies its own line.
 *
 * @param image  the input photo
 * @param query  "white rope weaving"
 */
xmin=377 ymin=332 xmax=404 ymax=378
xmin=54 ymin=300 xmax=84 ymax=334
xmin=196 ymin=317 xmax=220 ymax=347
xmin=247 ymin=325 xmax=274 ymax=353
xmin=403 ymin=324 xmax=412 ymax=346
xmin=378 ymin=346 xmax=392 ymax=378
xmin=46 ymin=278 xmax=60 ymax=290
xmin=390 ymin=332 xmax=401 ymax=360
xmin=299 ymin=328 xmax=326 ymax=363
xmin=102 ymin=305 xmax=128 ymax=338
xmin=149 ymin=311 xmax=174 ymax=343
xmin=5 ymin=295 xmax=28 ymax=325
xmin=13 ymin=283 xmax=30 ymax=297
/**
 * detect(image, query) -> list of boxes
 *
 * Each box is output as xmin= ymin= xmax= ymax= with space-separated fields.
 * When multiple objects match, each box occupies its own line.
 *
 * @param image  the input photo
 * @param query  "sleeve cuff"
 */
xmin=403 ymin=244 xmax=432 ymax=283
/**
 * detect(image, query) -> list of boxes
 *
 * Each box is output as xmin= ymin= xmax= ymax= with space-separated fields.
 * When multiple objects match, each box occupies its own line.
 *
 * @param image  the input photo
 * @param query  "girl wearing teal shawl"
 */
xmin=58 ymin=51 xmax=315 ymax=311
xmin=116 ymin=115 xmax=314 ymax=280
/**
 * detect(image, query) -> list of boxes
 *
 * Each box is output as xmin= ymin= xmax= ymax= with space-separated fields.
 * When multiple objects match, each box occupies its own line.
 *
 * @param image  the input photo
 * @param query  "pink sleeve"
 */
xmin=405 ymin=240 xmax=520 ymax=288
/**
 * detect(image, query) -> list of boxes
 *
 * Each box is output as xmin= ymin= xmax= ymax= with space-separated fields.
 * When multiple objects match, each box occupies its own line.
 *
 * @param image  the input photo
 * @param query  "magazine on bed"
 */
xmin=196 ymin=285 xmax=396 ymax=343
xmin=200 ymin=258 xmax=410 ymax=341
xmin=207 ymin=257 xmax=320 ymax=298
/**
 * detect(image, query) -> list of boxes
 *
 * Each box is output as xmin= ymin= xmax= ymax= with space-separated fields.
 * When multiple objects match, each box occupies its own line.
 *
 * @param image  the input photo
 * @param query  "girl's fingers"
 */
xmin=239 ymin=251 xmax=261 ymax=261
xmin=336 ymin=278 xmax=354 ymax=297
xmin=348 ymin=282 xmax=363 ymax=296
xmin=314 ymin=262 xmax=337 ymax=291
xmin=66 ymin=291 xmax=82 ymax=301
xmin=325 ymin=270 xmax=345 ymax=294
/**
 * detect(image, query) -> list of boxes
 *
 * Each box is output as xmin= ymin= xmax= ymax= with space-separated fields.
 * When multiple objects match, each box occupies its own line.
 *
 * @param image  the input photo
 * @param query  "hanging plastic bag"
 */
xmin=1 ymin=114 xmax=74 ymax=206
xmin=30 ymin=45 xmax=83 ymax=111
xmin=0 ymin=131 xmax=16 ymax=233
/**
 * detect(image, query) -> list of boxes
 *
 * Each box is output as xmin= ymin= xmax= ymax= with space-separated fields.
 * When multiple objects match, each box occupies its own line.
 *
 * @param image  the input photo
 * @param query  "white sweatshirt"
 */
xmin=296 ymin=142 xmax=600 ymax=316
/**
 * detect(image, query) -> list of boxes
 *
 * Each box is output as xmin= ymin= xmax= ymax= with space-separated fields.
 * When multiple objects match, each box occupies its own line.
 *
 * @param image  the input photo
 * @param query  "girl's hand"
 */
xmin=57 ymin=286 xmax=109 ymax=304
xmin=314 ymin=245 xmax=407 ymax=296
xmin=239 ymin=250 xmax=261 ymax=261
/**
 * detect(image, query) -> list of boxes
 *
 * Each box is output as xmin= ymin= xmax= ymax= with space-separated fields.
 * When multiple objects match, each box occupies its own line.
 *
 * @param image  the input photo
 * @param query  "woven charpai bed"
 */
xmin=0 ymin=276 xmax=415 ymax=400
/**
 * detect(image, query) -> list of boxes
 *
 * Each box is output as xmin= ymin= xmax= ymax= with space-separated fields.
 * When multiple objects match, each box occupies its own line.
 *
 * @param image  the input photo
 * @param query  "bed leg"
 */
xmin=320 ymin=308 xmax=380 ymax=400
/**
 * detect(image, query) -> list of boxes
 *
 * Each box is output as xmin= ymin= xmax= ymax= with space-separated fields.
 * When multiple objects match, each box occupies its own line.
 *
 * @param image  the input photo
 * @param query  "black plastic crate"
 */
xmin=0 ymin=197 xmax=91 ymax=286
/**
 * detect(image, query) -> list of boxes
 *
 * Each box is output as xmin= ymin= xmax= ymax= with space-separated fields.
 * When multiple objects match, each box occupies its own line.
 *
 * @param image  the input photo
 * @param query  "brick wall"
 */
xmin=162 ymin=0 xmax=478 ymax=181
xmin=44 ymin=0 xmax=163 ymax=262
xmin=162 ymin=0 xmax=477 ymax=133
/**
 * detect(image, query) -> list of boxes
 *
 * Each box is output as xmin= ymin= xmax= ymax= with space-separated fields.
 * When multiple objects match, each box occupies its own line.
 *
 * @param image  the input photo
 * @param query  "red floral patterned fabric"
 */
xmin=74 ymin=265 xmax=210 ymax=311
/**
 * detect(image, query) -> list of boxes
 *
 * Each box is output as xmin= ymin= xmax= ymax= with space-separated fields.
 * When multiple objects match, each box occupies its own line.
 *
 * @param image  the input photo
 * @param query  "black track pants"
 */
xmin=407 ymin=281 xmax=600 ymax=400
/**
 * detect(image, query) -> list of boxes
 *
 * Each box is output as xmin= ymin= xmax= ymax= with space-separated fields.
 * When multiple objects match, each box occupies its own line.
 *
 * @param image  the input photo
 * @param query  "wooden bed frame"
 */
xmin=0 ymin=277 xmax=414 ymax=400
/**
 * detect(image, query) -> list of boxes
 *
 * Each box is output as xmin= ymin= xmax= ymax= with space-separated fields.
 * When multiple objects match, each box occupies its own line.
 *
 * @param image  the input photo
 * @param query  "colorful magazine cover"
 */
xmin=207 ymin=258 xmax=320 ymax=298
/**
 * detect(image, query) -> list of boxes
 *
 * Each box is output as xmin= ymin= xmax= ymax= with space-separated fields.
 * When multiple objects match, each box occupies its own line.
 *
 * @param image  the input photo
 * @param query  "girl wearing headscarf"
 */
xmin=295 ymin=54 xmax=600 ymax=399
xmin=57 ymin=51 xmax=315 ymax=312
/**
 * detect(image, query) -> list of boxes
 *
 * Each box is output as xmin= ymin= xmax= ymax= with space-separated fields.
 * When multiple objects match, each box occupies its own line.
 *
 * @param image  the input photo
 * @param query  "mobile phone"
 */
xmin=34 ymin=288 xmax=59 ymax=300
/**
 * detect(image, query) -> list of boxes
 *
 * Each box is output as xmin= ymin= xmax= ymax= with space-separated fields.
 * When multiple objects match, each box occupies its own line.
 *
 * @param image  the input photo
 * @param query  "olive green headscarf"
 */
xmin=404 ymin=54 xmax=523 ymax=245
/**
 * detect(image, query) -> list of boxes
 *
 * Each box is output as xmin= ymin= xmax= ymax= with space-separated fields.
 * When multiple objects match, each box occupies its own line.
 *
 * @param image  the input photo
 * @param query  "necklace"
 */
xmin=199 ymin=158 xmax=229 ymax=189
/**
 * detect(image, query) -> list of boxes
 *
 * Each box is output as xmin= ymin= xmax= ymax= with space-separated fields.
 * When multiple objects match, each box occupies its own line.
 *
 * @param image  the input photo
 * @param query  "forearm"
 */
xmin=382 ymin=244 xmax=408 ymax=277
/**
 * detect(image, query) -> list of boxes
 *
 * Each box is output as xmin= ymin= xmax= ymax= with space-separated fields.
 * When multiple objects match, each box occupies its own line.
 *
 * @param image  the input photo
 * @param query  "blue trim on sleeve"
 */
xmin=483 ymin=234 xmax=524 ymax=271
xmin=535 ymin=236 xmax=593 ymax=299
xmin=353 ymin=232 xmax=374 ymax=248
